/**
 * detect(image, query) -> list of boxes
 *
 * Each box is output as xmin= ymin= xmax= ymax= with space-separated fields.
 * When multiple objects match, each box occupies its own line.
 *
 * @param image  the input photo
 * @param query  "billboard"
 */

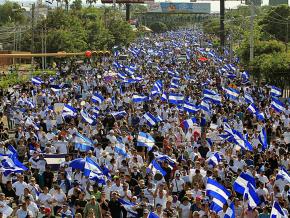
xmin=269 ymin=0 xmax=288 ymax=6
xmin=101 ymin=0 xmax=144 ymax=3
xmin=160 ymin=3 xmax=211 ymax=14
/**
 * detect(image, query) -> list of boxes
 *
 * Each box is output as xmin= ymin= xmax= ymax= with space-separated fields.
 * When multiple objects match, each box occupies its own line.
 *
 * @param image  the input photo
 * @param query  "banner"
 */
xmin=160 ymin=3 xmax=211 ymax=14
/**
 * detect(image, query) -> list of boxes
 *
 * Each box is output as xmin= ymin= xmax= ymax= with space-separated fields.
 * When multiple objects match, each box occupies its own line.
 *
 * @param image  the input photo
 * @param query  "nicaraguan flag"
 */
xmin=224 ymin=87 xmax=239 ymax=100
xmin=118 ymin=72 xmax=127 ymax=80
xmin=114 ymin=142 xmax=128 ymax=157
xmin=270 ymin=86 xmax=282 ymax=97
xmin=247 ymin=103 xmax=259 ymax=114
xmin=0 ymin=155 xmax=28 ymax=176
xmin=62 ymin=104 xmax=77 ymax=118
xmin=232 ymin=129 xmax=253 ymax=151
xmin=200 ymin=100 xmax=211 ymax=113
xmin=270 ymin=201 xmax=286 ymax=218
xmin=203 ymin=89 xmax=221 ymax=105
xmin=31 ymin=77 xmax=43 ymax=86
xmin=244 ymin=93 xmax=254 ymax=104
xmin=148 ymin=212 xmax=160 ymax=218
xmin=151 ymin=80 xmax=163 ymax=95
xmin=168 ymin=93 xmax=184 ymax=105
xmin=207 ymin=152 xmax=223 ymax=167
xmin=224 ymin=202 xmax=235 ymax=218
xmin=149 ymin=159 xmax=167 ymax=176
xmin=124 ymin=66 xmax=135 ymax=76
xmin=25 ymin=100 xmax=35 ymax=109
xmin=84 ymin=157 xmax=104 ymax=176
xmin=92 ymin=93 xmax=104 ymax=104
xmin=256 ymin=112 xmax=265 ymax=121
xmin=242 ymin=71 xmax=250 ymax=82
xmin=258 ymin=127 xmax=268 ymax=150
xmin=73 ymin=133 xmax=94 ymax=152
xmin=132 ymin=94 xmax=149 ymax=103
xmin=111 ymin=111 xmax=127 ymax=119
xmin=160 ymin=92 xmax=167 ymax=101
xmin=183 ymin=101 xmax=199 ymax=113
xmin=80 ymin=109 xmax=96 ymax=126
xmin=182 ymin=117 xmax=197 ymax=130
xmin=143 ymin=112 xmax=157 ymax=127
xmin=25 ymin=117 xmax=39 ymax=130
xmin=50 ymin=85 xmax=62 ymax=92
xmin=91 ymin=107 xmax=100 ymax=115
xmin=244 ymin=183 xmax=260 ymax=208
xmin=276 ymin=166 xmax=290 ymax=183
xmin=206 ymin=178 xmax=230 ymax=211
xmin=137 ymin=132 xmax=155 ymax=151
xmin=271 ymin=98 xmax=285 ymax=113
xmin=170 ymin=79 xmax=179 ymax=89
xmin=118 ymin=198 xmax=138 ymax=216
xmin=153 ymin=152 xmax=176 ymax=166
xmin=233 ymin=172 xmax=256 ymax=195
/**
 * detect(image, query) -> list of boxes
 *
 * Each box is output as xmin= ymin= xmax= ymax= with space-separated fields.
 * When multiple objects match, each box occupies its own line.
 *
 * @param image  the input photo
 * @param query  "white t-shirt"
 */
xmin=38 ymin=193 xmax=52 ymax=207
xmin=12 ymin=181 xmax=28 ymax=197
xmin=16 ymin=208 xmax=33 ymax=218
xmin=171 ymin=178 xmax=185 ymax=193
xmin=179 ymin=203 xmax=191 ymax=218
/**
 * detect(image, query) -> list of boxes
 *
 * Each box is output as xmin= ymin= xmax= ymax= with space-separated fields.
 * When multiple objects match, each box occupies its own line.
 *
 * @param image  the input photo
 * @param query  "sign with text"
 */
xmin=160 ymin=2 xmax=211 ymax=14
xmin=101 ymin=0 xmax=144 ymax=3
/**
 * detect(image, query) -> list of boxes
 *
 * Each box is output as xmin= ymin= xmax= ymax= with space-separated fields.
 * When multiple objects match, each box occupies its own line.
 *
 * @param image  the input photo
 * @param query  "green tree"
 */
xmin=0 ymin=1 xmax=27 ymax=25
xmin=70 ymin=0 xmax=82 ymax=11
xmin=259 ymin=4 xmax=290 ymax=43
xmin=149 ymin=22 xmax=168 ymax=33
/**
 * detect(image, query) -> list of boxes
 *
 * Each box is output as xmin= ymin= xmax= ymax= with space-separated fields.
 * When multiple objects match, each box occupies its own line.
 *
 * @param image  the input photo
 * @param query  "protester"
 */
xmin=0 ymin=29 xmax=289 ymax=218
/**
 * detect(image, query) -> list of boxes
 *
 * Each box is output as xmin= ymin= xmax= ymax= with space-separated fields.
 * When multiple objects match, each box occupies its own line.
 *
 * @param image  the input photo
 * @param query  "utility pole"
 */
xmin=220 ymin=0 xmax=225 ymax=52
xmin=286 ymin=18 xmax=289 ymax=52
xmin=31 ymin=3 xmax=35 ymax=73
xmin=126 ymin=3 xmax=130 ymax=21
xmin=249 ymin=1 xmax=254 ymax=62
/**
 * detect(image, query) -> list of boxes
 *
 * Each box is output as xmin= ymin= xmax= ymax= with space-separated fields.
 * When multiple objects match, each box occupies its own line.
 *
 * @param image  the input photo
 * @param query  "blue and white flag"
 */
xmin=200 ymin=100 xmax=211 ymax=113
xmin=80 ymin=109 xmax=96 ymax=126
xmin=0 ymin=155 xmax=28 ymax=176
xmin=111 ymin=111 xmax=127 ymax=119
xmin=50 ymin=85 xmax=62 ymax=92
xmin=143 ymin=112 xmax=158 ymax=127
xmin=247 ymin=103 xmax=259 ymax=114
xmin=203 ymin=89 xmax=221 ymax=105
xmin=160 ymin=92 xmax=167 ymax=101
xmin=132 ymin=95 xmax=149 ymax=103
xmin=168 ymin=93 xmax=184 ymax=105
xmin=137 ymin=132 xmax=155 ymax=151
xmin=148 ymin=212 xmax=160 ymax=218
xmin=224 ymin=202 xmax=235 ymax=218
xmin=84 ymin=157 xmax=103 ymax=177
xmin=25 ymin=117 xmax=40 ymax=130
xmin=242 ymin=71 xmax=249 ymax=82
xmin=151 ymin=80 xmax=163 ymax=96
xmin=244 ymin=93 xmax=254 ymax=104
xmin=232 ymin=129 xmax=253 ymax=151
xmin=182 ymin=117 xmax=197 ymax=130
xmin=31 ymin=77 xmax=43 ymax=86
xmin=62 ymin=104 xmax=77 ymax=118
xmin=118 ymin=72 xmax=127 ymax=80
xmin=244 ymin=183 xmax=260 ymax=208
xmin=258 ymin=128 xmax=267 ymax=150
xmin=206 ymin=178 xmax=230 ymax=211
xmin=256 ymin=112 xmax=265 ymax=121
xmin=153 ymin=152 xmax=176 ymax=166
xmin=73 ymin=133 xmax=94 ymax=152
xmin=92 ymin=93 xmax=104 ymax=104
xmin=149 ymin=159 xmax=167 ymax=176
xmin=124 ymin=66 xmax=135 ymax=76
xmin=270 ymin=86 xmax=282 ymax=97
xmin=271 ymin=98 xmax=285 ymax=113
xmin=118 ymin=198 xmax=138 ymax=216
xmin=25 ymin=100 xmax=35 ymax=109
xmin=224 ymin=87 xmax=239 ymax=100
xmin=114 ymin=142 xmax=128 ymax=157
xmin=183 ymin=102 xmax=199 ymax=113
xmin=170 ymin=79 xmax=179 ymax=89
xmin=91 ymin=107 xmax=100 ymax=115
xmin=233 ymin=172 xmax=256 ymax=195
xmin=270 ymin=201 xmax=286 ymax=218
xmin=276 ymin=166 xmax=290 ymax=183
xmin=207 ymin=152 xmax=223 ymax=167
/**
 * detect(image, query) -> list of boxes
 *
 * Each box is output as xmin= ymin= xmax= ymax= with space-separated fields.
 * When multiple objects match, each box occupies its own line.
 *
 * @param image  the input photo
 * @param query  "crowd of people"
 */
xmin=0 ymin=29 xmax=289 ymax=218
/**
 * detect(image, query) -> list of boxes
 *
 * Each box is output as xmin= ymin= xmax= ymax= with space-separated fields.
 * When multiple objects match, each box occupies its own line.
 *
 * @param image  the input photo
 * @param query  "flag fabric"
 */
xmin=137 ymin=132 xmax=155 ymax=151
xmin=244 ymin=93 xmax=254 ymax=104
xmin=0 ymin=155 xmax=28 ymax=176
xmin=132 ymin=95 xmax=149 ymax=103
xmin=233 ymin=172 xmax=256 ymax=195
xmin=276 ymin=166 xmax=290 ymax=183
xmin=207 ymin=152 xmax=223 ymax=167
xmin=31 ymin=77 xmax=43 ymax=86
xmin=92 ymin=93 xmax=104 ymax=104
xmin=62 ymin=104 xmax=77 ymax=118
xmin=258 ymin=127 xmax=268 ymax=150
xmin=168 ymin=93 xmax=184 ymax=105
xmin=244 ymin=183 xmax=260 ymax=208
xmin=148 ymin=212 xmax=160 ymax=218
xmin=143 ymin=112 xmax=158 ymax=127
xmin=153 ymin=152 xmax=176 ymax=166
xmin=270 ymin=86 xmax=282 ymax=97
xmin=160 ymin=92 xmax=167 ymax=101
xmin=149 ymin=159 xmax=167 ymax=176
xmin=247 ymin=103 xmax=259 ymax=114
xmin=50 ymin=85 xmax=62 ymax=92
xmin=206 ymin=178 xmax=230 ymax=211
xmin=80 ymin=109 xmax=96 ymax=126
xmin=224 ymin=87 xmax=239 ymax=100
xmin=73 ymin=133 xmax=94 ymax=152
xmin=270 ymin=98 xmax=285 ymax=113
xmin=151 ymin=80 xmax=163 ymax=96
xmin=203 ymin=89 xmax=222 ymax=105
xmin=242 ymin=71 xmax=249 ymax=82
xmin=69 ymin=158 xmax=85 ymax=170
xmin=183 ymin=101 xmax=199 ymax=113
xmin=182 ymin=117 xmax=197 ymax=130
xmin=84 ymin=157 xmax=104 ymax=177
xmin=200 ymin=100 xmax=211 ymax=113
xmin=111 ymin=111 xmax=127 ymax=119
xmin=224 ymin=202 xmax=235 ymax=218
xmin=231 ymin=129 xmax=253 ymax=151
xmin=114 ymin=142 xmax=128 ymax=157
xmin=25 ymin=117 xmax=39 ymax=131
xmin=170 ymin=79 xmax=179 ymax=89
xmin=118 ymin=198 xmax=138 ymax=216
xmin=270 ymin=201 xmax=286 ymax=218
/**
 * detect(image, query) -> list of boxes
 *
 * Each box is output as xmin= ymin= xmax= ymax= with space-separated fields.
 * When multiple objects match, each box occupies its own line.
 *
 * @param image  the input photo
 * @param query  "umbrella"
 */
xmin=69 ymin=158 xmax=85 ymax=170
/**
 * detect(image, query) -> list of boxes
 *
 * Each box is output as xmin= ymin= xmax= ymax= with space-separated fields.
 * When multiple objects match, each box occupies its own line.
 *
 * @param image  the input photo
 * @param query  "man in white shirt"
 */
xmin=15 ymin=203 xmax=33 ymax=218
xmin=24 ymin=196 xmax=39 ymax=217
xmin=171 ymin=173 xmax=185 ymax=195
xmin=12 ymin=175 xmax=28 ymax=201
